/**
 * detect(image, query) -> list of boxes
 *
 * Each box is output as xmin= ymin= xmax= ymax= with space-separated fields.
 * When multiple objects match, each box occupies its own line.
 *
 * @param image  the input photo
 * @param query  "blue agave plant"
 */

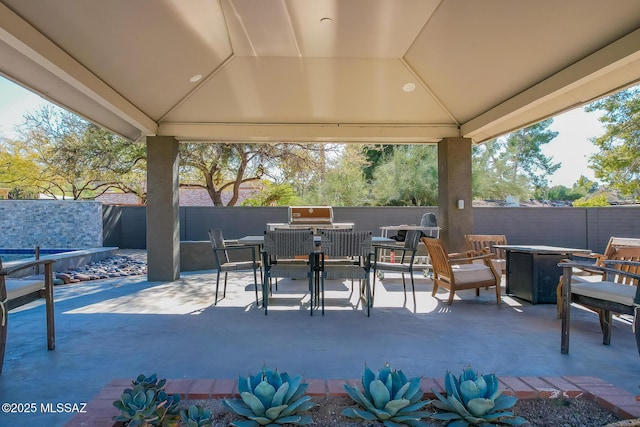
xmin=113 ymin=373 xmax=181 ymax=427
xmin=223 ymin=366 xmax=315 ymax=426
xmin=431 ymin=366 xmax=527 ymax=426
xmin=343 ymin=363 xmax=432 ymax=427
xmin=179 ymin=404 xmax=214 ymax=427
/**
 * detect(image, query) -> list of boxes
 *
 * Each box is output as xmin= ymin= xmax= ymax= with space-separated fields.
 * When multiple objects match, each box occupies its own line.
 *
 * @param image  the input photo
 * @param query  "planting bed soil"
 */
xmin=186 ymin=394 xmax=622 ymax=426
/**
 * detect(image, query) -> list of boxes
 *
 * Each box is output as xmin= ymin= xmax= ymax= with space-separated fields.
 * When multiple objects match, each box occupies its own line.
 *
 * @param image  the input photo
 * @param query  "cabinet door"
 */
xmin=531 ymin=253 xmax=563 ymax=304
xmin=506 ymin=251 xmax=534 ymax=303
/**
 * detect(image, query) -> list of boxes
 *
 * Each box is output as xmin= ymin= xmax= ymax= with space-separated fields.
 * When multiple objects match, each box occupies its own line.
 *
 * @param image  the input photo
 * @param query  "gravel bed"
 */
xmin=182 ymin=395 xmax=622 ymax=427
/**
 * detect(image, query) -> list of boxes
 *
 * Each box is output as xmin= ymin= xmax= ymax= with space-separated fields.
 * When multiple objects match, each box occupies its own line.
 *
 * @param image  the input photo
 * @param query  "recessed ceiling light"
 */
xmin=402 ymin=82 xmax=416 ymax=92
xmin=190 ymin=74 xmax=202 ymax=83
xmin=320 ymin=17 xmax=332 ymax=23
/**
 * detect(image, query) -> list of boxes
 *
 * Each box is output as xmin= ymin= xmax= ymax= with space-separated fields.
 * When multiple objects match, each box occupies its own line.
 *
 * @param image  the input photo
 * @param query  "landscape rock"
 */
xmin=55 ymin=254 xmax=147 ymax=285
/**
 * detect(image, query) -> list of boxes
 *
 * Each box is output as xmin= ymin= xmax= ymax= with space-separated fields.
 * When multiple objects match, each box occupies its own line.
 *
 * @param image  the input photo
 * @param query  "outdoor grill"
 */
xmin=266 ymin=206 xmax=354 ymax=233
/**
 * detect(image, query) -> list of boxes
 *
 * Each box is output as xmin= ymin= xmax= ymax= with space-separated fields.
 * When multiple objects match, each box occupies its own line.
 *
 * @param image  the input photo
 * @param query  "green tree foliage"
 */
xmin=362 ymin=144 xmax=394 ymax=180
xmin=573 ymin=193 xmax=609 ymax=207
xmin=585 ymin=85 xmax=640 ymax=197
xmin=179 ymin=142 xmax=327 ymax=206
xmin=370 ymin=145 xmax=438 ymax=206
xmin=297 ymin=144 xmax=371 ymax=206
xmin=241 ymin=181 xmax=297 ymax=206
xmin=0 ymin=137 xmax=41 ymax=197
xmin=472 ymin=119 xmax=560 ymax=200
xmin=9 ymin=106 xmax=146 ymax=200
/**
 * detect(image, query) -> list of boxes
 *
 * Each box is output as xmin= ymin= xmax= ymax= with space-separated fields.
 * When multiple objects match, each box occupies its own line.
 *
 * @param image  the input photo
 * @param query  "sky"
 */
xmin=0 ymin=76 xmax=603 ymax=188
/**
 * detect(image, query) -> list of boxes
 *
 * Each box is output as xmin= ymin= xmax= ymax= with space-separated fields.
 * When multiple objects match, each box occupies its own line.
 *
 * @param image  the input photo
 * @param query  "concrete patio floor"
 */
xmin=1 ymin=268 xmax=639 ymax=426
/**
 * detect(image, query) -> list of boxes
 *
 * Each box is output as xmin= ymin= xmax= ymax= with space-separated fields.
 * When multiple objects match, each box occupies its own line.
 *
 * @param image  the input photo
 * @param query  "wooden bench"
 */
xmin=0 ymin=258 xmax=56 ymax=374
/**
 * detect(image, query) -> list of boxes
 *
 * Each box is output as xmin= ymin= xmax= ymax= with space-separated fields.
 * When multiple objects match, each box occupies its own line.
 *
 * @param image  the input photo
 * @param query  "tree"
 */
xmin=472 ymin=119 xmax=560 ymax=200
xmin=179 ymin=142 xmax=328 ymax=206
xmin=585 ymin=85 xmax=640 ymax=197
xmin=0 ymin=137 xmax=41 ymax=197
xmin=10 ymin=105 xmax=146 ymax=200
xmin=370 ymin=145 xmax=438 ymax=206
xmin=297 ymin=144 xmax=371 ymax=206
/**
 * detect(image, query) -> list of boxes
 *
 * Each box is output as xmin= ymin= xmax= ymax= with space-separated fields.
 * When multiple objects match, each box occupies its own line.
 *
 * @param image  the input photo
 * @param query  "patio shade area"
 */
xmin=0 ymin=0 xmax=639 ymax=144
xmin=1 ymin=267 xmax=639 ymax=426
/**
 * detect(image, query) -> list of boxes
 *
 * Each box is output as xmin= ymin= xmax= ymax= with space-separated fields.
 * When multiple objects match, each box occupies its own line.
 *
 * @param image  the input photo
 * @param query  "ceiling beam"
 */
xmin=0 ymin=3 xmax=157 ymax=135
xmin=157 ymin=122 xmax=460 ymax=143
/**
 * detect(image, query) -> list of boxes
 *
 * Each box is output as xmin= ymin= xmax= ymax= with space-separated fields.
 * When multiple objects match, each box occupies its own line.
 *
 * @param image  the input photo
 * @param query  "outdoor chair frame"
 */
xmin=559 ymin=260 xmax=640 ymax=356
xmin=208 ymin=229 xmax=261 ymax=306
xmin=261 ymin=229 xmax=316 ymax=315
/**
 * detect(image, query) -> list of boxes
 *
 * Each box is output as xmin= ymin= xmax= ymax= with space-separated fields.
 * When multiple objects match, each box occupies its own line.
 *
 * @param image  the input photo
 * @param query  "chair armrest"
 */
xmin=448 ymin=250 xmax=477 ymax=259
xmin=558 ymin=261 xmax=640 ymax=283
xmin=1 ymin=259 xmax=56 ymax=276
xmin=449 ymin=252 xmax=495 ymax=265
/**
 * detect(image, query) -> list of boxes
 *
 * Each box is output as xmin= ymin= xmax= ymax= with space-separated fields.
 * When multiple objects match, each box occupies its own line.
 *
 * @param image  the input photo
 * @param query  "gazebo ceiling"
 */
xmin=0 ymin=0 xmax=639 ymax=144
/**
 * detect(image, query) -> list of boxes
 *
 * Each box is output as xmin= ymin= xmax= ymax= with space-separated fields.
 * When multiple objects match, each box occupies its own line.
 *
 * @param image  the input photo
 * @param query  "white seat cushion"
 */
xmin=452 ymin=264 xmax=495 ymax=284
xmin=571 ymin=281 xmax=637 ymax=306
xmin=5 ymin=279 xmax=45 ymax=300
xmin=491 ymin=258 xmax=506 ymax=272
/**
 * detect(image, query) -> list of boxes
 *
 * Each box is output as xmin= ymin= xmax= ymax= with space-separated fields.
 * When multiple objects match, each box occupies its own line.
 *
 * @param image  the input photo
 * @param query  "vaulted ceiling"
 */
xmin=1 ymin=0 xmax=639 ymax=144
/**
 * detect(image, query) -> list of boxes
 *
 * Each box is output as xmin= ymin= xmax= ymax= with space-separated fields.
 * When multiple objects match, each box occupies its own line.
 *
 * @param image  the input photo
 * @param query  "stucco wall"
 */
xmin=103 ymin=205 xmax=640 ymax=255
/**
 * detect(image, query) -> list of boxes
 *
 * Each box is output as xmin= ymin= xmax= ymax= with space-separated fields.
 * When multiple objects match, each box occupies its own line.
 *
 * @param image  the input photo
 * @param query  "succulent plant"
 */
xmin=223 ymin=366 xmax=315 ymax=426
xmin=179 ymin=405 xmax=214 ymax=427
xmin=113 ymin=373 xmax=181 ymax=427
xmin=342 ymin=363 xmax=432 ymax=427
xmin=430 ymin=366 xmax=527 ymax=426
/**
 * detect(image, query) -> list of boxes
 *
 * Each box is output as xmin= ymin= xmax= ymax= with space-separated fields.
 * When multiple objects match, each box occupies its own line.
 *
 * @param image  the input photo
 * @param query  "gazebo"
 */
xmin=1 ymin=0 xmax=639 ymax=281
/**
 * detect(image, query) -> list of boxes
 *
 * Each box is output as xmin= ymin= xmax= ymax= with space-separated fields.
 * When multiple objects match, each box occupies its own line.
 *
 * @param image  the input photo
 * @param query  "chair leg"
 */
xmin=556 ymin=276 xmax=564 ymax=319
xmin=263 ymin=272 xmax=269 ymax=315
xmin=0 ymin=289 xmax=7 ymax=375
xmin=409 ymin=271 xmax=416 ymax=307
xmin=223 ymin=272 xmax=228 ymax=298
xmin=252 ymin=267 xmax=259 ymax=305
xmin=495 ymin=281 xmax=501 ymax=305
xmin=214 ymin=270 xmax=221 ymax=305
xmin=372 ymin=267 xmax=377 ymax=299
xmin=447 ymin=288 xmax=455 ymax=305
xmin=600 ymin=309 xmax=612 ymax=345
xmin=634 ymin=306 xmax=640 ymax=357
xmin=401 ymin=272 xmax=407 ymax=300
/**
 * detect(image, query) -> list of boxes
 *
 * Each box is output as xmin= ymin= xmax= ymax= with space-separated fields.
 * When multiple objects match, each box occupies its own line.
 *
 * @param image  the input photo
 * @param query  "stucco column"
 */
xmin=146 ymin=136 xmax=180 ymax=281
xmin=438 ymin=137 xmax=473 ymax=252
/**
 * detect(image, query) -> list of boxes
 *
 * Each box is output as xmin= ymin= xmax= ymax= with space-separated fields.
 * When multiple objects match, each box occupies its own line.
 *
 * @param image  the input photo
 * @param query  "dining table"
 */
xmin=236 ymin=235 xmax=396 ymax=246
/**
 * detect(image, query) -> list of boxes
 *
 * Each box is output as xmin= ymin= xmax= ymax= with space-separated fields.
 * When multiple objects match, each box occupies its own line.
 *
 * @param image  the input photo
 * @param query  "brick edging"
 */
xmin=65 ymin=376 xmax=640 ymax=427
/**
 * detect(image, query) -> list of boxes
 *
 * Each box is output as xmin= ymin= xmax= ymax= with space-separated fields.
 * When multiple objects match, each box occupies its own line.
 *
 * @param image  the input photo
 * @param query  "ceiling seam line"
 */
xmin=157 ymin=54 xmax=235 ymax=123
xmin=282 ymin=0 xmax=302 ymax=57
xmin=399 ymin=57 xmax=460 ymax=128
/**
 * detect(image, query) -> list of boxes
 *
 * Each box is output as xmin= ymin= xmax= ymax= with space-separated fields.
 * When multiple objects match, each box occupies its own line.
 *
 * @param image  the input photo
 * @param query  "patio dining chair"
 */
xmin=372 ymin=229 xmax=423 ymax=305
xmin=422 ymin=237 xmax=501 ymax=306
xmin=556 ymin=237 xmax=640 ymax=318
xmin=464 ymin=234 xmax=507 ymax=275
xmin=262 ymin=229 xmax=316 ymax=315
xmin=208 ymin=229 xmax=261 ymax=306
xmin=318 ymin=230 xmax=373 ymax=316
xmin=559 ymin=259 xmax=640 ymax=356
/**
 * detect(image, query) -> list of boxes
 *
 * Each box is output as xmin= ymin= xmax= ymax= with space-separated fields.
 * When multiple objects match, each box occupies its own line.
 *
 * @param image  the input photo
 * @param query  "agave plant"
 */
xmin=342 ymin=363 xmax=432 ymax=427
xmin=223 ymin=366 xmax=315 ymax=426
xmin=430 ymin=366 xmax=527 ymax=426
xmin=180 ymin=405 xmax=214 ymax=427
xmin=113 ymin=373 xmax=181 ymax=427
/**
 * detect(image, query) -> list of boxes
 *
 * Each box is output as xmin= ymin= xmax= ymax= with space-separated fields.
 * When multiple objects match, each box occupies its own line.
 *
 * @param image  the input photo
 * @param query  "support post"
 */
xmin=146 ymin=136 xmax=180 ymax=281
xmin=438 ymin=137 xmax=473 ymax=252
